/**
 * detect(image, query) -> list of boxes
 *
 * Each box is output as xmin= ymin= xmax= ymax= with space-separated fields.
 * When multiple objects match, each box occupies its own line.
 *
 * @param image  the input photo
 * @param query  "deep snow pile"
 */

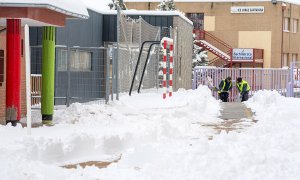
xmin=1 ymin=88 xmax=300 ymax=179
xmin=74 ymin=91 xmax=300 ymax=180
xmin=0 ymin=86 xmax=221 ymax=180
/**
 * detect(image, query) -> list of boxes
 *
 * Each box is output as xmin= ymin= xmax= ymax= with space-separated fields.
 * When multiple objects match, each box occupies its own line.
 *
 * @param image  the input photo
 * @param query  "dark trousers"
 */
xmin=241 ymin=91 xmax=249 ymax=102
xmin=219 ymin=92 xmax=229 ymax=102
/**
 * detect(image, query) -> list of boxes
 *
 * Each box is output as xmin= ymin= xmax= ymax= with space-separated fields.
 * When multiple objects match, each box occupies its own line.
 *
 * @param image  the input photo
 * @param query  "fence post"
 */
xmin=116 ymin=6 xmax=120 ymax=100
xmin=25 ymin=24 xmax=31 ymax=134
xmin=111 ymin=48 xmax=116 ymax=101
xmin=105 ymin=48 xmax=110 ymax=104
xmin=66 ymin=47 xmax=71 ymax=107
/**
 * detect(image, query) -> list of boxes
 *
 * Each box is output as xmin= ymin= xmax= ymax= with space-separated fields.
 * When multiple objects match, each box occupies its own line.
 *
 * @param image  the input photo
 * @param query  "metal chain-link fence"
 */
xmin=117 ymin=9 xmax=161 ymax=94
xmin=30 ymin=46 xmax=110 ymax=107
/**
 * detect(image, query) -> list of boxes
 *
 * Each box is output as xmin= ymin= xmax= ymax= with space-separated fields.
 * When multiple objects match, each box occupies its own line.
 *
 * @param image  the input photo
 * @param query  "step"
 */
xmin=197 ymin=40 xmax=230 ymax=60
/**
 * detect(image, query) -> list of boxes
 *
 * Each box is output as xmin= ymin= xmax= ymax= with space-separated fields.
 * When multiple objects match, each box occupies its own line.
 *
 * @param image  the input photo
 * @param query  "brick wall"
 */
xmin=0 ymin=30 xmax=6 ymax=124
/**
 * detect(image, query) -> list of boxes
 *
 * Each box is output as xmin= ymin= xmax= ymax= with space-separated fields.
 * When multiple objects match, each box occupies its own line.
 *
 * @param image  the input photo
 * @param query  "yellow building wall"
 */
xmin=238 ymin=31 xmax=272 ymax=68
xmin=126 ymin=1 xmax=300 ymax=68
xmin=204 ymin=16 xmax=215 ymax=31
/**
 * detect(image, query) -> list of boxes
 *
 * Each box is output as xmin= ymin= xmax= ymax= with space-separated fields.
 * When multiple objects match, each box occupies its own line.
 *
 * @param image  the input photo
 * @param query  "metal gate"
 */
xmin=288 ymin=62 xmax=300 ymax=98
xmin=30 ymin=46 xmax=111 ymax=106
xmin=193 ymin=67 xmax=290 ymax=102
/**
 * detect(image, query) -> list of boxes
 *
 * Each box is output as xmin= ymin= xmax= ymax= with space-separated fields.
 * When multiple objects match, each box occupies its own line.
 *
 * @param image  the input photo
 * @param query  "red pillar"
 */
xmin=6 ymin=19 xmax=21 ymax=126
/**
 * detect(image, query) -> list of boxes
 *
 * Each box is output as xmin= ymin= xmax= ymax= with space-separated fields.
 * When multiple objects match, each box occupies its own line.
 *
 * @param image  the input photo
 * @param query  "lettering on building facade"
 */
xmin=231 ymin=6 xmax=265 ymax=14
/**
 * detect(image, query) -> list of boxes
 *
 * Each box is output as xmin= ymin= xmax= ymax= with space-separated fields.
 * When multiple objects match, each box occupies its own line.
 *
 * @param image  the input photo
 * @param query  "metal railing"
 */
xmin=193 ymin=67 xmax=290 ymax=102
xmin=194 ymin=30 xmax=232 ymax=55
xmin=194 ymin=30 xmax=265 ymax=67
xmin=31 ymin=74 xmax=42 ymax=106
xmin=208 ymin=50 xmax=231 ymax=67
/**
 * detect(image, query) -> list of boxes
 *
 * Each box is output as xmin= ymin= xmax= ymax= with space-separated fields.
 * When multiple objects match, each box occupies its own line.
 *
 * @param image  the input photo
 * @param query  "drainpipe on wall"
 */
xmin=281 ymin=2 xmax=287 ymax=67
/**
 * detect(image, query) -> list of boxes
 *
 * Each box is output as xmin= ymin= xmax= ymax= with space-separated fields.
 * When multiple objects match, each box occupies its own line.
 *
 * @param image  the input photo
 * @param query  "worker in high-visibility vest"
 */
xmin=218 ymin=76 xmax=232 ymax=102
xmin=236 ymin=77 xmax=251 ymax=102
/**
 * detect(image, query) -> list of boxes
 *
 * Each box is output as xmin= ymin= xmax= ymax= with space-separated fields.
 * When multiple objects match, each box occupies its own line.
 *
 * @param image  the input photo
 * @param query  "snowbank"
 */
xmin=94 ymin=90 xmax=300 ymax=179
xmin=90 ymin=90 xmax=300 ymax=179
xmin=0 ymin=86 xmax=222 ymax=180
xmin=2 ymin=89 xmax=300 ymax=179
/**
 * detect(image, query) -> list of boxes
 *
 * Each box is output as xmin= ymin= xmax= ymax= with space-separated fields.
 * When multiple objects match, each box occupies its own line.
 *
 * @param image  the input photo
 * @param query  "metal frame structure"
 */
xmin=129 ymin=41 xmax=160 ymax=96
xmin=138 ymin=42 xmax=160 ymax=93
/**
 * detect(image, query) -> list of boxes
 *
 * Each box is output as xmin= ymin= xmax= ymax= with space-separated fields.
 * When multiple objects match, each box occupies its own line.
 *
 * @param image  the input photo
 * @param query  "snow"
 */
xmin=0 ymin=0 xmax=89 ymax=18
xmin=82 ymin=0 xmax=112 ymax=12
xmin=1 ymin=87 xmax=300 ymax=179
xmin=124 ymin=0 xmax=300 ymax=6
xmin=195 ymin=40 xmax=230 ymax=60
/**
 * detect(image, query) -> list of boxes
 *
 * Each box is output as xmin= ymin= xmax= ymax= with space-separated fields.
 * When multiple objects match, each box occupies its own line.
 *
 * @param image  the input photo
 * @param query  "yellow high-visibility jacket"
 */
xmin=236 ymin=80 xmax=250 ymax=94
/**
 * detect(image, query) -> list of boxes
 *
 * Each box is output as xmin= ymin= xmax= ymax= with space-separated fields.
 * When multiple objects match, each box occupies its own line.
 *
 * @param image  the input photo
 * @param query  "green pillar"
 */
xmin=41 ymin=26 xmax=55 ymax=125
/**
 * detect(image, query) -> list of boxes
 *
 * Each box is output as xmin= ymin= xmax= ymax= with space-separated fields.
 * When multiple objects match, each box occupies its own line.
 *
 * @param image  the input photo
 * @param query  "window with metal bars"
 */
xmin=186 ymin=13 xmax=204 ymax=30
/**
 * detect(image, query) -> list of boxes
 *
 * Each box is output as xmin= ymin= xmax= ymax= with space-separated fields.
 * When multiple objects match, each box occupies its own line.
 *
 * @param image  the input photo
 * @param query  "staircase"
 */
xmin=208 ymin=55 xmax=229 ymax=67
xmin=194 ymin=30 xmax=232 ymax=67
xmin=208 ymin=50 xmax=232 ymax=67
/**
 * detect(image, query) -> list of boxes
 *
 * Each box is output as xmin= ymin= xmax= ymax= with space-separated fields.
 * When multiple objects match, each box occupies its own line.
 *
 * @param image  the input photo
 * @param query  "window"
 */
xmin=70 ymin=50 xmax=92 ymax=71
xmin=0 ymin=50 xmax=4 ymax=86
xmin=284 ymin=17 xmax=290 ymax=32
xmin=57 ymin=49 xmax=68 ymax=71
xmin=292 ymin=19 xmax=298 ymax=33
xmin=56 ymin=49 xmax=92 ymax=71
xmin=186 ymin=13 xmax=204 ymax=30
xmin=283 ymin=53 xmax=289 ymax=67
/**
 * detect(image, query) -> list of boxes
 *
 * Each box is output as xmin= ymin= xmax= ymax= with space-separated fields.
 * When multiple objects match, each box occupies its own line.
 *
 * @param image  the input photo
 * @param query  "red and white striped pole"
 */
xmin=169 ymin=43 xmax=173 ymax=97
xmin=163 ymin=40 xmax=167 ymax=99
xmin=161 ymin=37 xmax=174 ymax=99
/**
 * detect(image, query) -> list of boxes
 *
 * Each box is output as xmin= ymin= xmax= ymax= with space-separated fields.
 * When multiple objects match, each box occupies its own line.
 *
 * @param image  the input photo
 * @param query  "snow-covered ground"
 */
xmin=1 ymin=87 xmax=300 ymax=179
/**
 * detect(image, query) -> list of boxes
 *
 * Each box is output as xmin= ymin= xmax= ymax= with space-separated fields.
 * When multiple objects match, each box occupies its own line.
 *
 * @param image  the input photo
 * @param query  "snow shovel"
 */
xmin=237 ymin=93 xmax=242 ymax=102
xmin=206 ymin=76 xmax=219 ymax=92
